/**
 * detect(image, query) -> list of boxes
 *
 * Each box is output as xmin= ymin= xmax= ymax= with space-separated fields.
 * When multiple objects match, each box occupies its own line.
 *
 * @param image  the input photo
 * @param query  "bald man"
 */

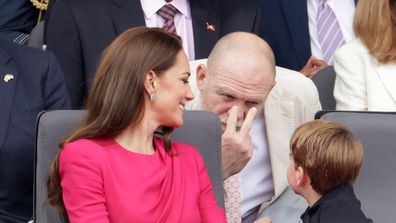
xmin=187 ymin=32 xmax=321 ymax=222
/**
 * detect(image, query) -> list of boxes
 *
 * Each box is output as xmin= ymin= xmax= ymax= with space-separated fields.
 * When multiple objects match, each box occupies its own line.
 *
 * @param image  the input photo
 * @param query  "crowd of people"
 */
xmin=0 ymin=0 xmax=395 ymax=222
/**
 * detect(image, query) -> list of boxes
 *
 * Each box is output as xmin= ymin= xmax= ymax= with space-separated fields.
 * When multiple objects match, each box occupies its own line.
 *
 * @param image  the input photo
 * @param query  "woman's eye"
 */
xmin=182 ymin=79 xmax=189 ymax=84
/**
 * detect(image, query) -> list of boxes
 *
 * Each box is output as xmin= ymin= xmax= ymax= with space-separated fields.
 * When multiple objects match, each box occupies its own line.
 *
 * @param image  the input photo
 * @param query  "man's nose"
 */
xmin=227 ymin=103 xmax=247 ymax=120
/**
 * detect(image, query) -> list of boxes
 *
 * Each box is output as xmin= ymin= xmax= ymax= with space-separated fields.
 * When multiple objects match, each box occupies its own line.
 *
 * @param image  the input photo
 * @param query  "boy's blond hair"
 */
xmin=290 ymin=120 xmax=363 ymax=194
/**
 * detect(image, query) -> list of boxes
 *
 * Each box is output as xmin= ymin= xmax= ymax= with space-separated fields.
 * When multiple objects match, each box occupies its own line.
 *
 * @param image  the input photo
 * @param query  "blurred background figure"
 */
xmin=334 ymin=0 xmax=396 ymax=111
xmin=254 ymin=0 xmax=357 ymax=78
xmin=47 ymin=27 xmax=226 ymax=222
xmin=0 ymin=0 xmax=48 ymax=44
xmin=0 ymin=39 xmax=70 ymax=223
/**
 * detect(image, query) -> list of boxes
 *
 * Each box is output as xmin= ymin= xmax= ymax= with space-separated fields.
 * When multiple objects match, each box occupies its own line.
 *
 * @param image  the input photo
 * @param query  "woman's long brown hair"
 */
xmin=47 ymin=27 xmax=182 ymax=222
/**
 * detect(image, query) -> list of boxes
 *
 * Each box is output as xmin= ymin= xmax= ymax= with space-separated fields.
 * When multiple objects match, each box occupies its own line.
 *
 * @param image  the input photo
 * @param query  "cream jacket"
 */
xmin=334 ymin=38 xmax=396 ymax=111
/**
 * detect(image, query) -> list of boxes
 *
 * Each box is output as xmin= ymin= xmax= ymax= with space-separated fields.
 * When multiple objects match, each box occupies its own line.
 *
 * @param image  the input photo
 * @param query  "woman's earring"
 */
xmin=149 ymin=90 xmax=156 ymax=102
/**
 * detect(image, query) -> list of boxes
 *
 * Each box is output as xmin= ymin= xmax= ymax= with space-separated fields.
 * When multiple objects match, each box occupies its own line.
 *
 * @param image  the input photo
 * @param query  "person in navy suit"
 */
xmin=255 ymin=0 xmax=357 ymax=78
xmin=0 ymin=40 xmax=70 ymax=223
xmin=0 ymin=0 xmax=39 ymax=44
xmin=46 ymin=0 xmax=262 ymax=108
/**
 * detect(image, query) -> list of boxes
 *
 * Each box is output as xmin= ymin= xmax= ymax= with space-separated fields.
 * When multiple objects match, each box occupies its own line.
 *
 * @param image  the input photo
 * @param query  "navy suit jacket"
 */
xmin=0 ymin=40 xmax=70 ymax=223
xmin=255 ymin=0 xmax=358 ymax=71
xmin=46 ymin=0 xmax=262 ymax=108
xmin=0 ymin=0 xmax=38 ymax=43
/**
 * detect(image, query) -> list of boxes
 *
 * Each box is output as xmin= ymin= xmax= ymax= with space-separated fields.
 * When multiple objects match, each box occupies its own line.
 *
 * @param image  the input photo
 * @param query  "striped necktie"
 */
xmin=157 ymin=4 xmax=178 ymax=33
xmin=317 ymin=0 xmax=344 ymax=64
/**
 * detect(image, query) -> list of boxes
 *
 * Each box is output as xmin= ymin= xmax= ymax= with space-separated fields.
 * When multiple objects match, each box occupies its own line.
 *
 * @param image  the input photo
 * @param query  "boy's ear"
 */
xmin=144 ymin=71 xmax=158 ymax=94
xmin=296 ymin=166 xmax=309 ymax=187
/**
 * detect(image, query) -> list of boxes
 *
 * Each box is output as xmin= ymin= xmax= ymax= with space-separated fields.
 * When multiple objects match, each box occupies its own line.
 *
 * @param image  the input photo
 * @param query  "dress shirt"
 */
xmin=240 ymin=112 xmax=274 ymax=218
xmin=140 ymin=0 xmax=195 ymax=60
xmin=307 ymin=0 xmax=355 ymax=60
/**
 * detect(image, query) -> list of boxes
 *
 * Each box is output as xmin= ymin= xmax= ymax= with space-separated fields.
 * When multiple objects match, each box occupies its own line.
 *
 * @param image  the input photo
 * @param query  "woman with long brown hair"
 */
xmin=47 ymin=27 xmax=226 ymax=223
xmin=333 ymin=0 xmax=396 ymax=111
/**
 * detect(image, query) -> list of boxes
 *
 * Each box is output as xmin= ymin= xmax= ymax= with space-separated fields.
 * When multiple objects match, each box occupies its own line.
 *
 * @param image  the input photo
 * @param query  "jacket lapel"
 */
xmin=0 ymin=47 xmax=18 ymax=148
xmin=377 ymin=64 xmax=396 ymax=104
xmin=190 ymin=0 xmax=219 ymax=59
xmin=262 ymin=82 xmax=294 ymax=208
xmin=110 ymin=0 xmax=146 ymax=35
xmin=279 ymin=0 xmax=311 ymax=67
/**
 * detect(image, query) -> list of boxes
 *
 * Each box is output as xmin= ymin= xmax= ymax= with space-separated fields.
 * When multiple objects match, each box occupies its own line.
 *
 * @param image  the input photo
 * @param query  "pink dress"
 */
xmin=59 ymin=137 xmax=226 ymax=223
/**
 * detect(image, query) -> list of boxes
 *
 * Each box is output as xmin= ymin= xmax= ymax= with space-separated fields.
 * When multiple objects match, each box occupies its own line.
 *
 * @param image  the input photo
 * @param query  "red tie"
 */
xmin=157 ymin=4 xmax=178 ymax=33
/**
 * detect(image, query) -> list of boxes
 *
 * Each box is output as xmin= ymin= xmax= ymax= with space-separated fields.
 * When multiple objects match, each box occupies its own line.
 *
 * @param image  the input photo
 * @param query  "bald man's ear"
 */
xmin=196 ymin=64 xmax=207 ymax=91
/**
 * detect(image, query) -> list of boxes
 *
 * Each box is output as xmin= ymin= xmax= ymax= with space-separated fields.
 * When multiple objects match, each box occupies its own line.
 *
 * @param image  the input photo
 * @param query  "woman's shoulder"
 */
xmin=336 ymin=39 xmax=369 ymax=56
xmin=173 ymin=141 xmax=201 ymax=156
xmin=171 ymin=141 xmax=206 ymax=168
xmin=64 ymin=138 xmax=106 ymax=150
xmin=61 ymin=138 xmax=111 ymax=160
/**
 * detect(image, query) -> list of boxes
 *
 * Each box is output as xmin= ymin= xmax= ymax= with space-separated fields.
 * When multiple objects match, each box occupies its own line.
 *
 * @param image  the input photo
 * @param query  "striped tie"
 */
xmin=157 ymin=4 xmax=178 ymax=33
xmin=317 ymin=0 xmax=344 ymax=64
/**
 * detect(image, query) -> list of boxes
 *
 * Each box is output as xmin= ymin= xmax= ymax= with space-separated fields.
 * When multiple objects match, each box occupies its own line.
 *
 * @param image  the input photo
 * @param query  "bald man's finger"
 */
xmin=239 ymin=107 xmax=257 ymax=136
xmin=224 ymin=106 xmax=238 ymax=135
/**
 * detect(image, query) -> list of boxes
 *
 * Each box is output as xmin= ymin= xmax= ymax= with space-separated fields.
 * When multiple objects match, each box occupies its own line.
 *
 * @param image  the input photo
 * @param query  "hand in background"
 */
xmin=300 ymin=56 xmax=327 ymax=78
xmin=222 ymin=106 xmax=257 ymax=180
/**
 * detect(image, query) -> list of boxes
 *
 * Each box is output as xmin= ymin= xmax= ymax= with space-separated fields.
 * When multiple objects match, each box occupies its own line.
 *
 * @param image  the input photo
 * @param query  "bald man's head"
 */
xmin=196 ymin=32 xmax=276 ymax=130
xmin=207 ymin=32 xmax=275 ymax=77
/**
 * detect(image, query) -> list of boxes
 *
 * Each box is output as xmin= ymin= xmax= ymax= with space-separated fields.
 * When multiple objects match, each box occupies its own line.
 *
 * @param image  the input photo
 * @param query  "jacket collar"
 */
xmin=0 ymin=43 xmax=18 ymax=147
xmin=377 ymin=64 xmax=396 ymax=104
xmin=110 ymin=0 xmax=146 ymax=35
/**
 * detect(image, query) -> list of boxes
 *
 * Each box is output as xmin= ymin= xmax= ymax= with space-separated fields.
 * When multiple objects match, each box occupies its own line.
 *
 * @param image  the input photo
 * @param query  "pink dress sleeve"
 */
xmin=192 ymin=148 xmax=227 ymax=223
xmin=59 ymin=141 xmax=110 ymax=223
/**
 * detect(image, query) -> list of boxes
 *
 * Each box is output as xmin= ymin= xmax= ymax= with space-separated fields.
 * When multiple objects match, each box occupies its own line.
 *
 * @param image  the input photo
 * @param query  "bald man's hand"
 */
xmin=222 ymin=106 xmax=257 ymax=180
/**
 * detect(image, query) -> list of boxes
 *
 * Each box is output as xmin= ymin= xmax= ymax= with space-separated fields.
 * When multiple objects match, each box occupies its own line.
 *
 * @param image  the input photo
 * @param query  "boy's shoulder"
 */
xmin=303 ymin=186 xmax=372 ymax=223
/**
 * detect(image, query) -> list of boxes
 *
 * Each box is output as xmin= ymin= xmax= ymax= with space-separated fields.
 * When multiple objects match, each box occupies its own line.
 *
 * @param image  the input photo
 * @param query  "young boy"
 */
xmin=287 ymin=120 xmax=372 ymax=223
